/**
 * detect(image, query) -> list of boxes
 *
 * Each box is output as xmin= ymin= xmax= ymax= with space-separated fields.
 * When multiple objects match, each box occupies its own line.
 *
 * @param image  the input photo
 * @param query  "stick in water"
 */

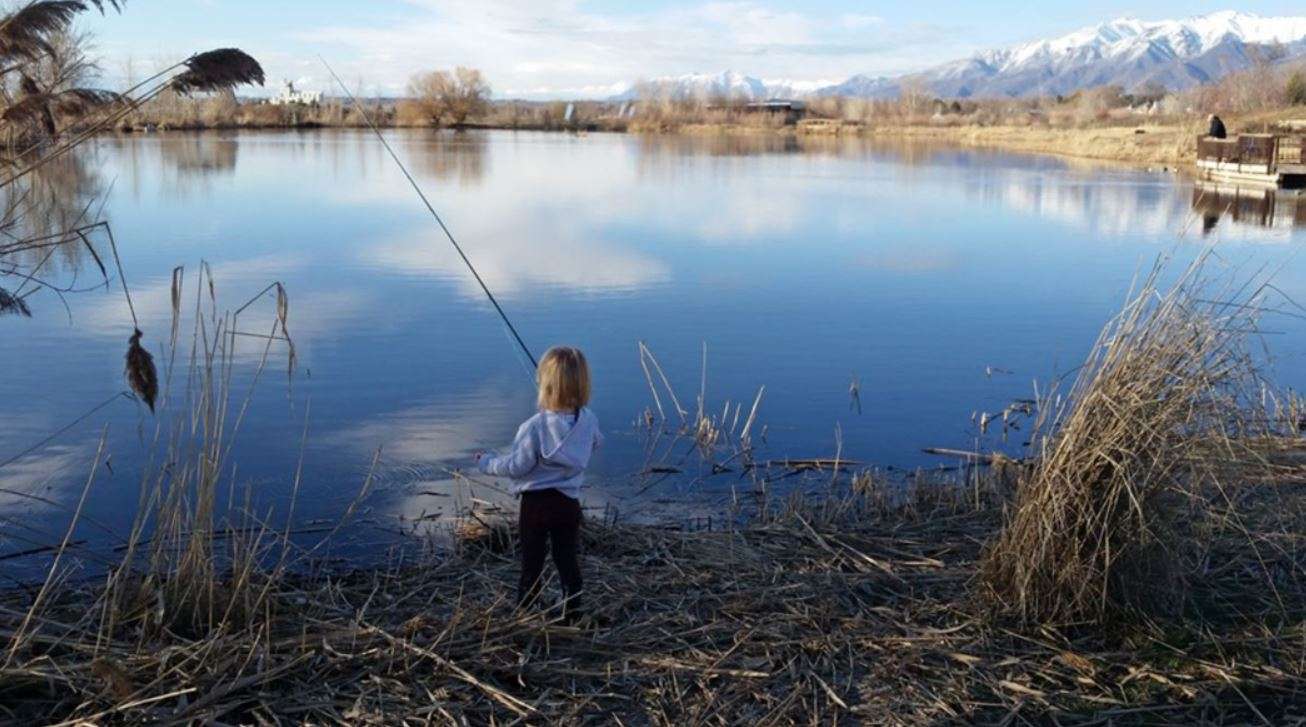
xmin=319 ymin=57 xmax=537 ymax=369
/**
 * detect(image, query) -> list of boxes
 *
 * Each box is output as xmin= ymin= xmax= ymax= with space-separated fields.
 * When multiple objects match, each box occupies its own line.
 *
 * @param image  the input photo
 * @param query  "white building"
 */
xmin=269 ymin=80 xmax=322 ymax=106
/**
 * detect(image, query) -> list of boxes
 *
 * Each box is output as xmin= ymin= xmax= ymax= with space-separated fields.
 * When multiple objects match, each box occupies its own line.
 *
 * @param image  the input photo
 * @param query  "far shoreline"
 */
xmin=107 ymin=118 xmax=1206 ymax=171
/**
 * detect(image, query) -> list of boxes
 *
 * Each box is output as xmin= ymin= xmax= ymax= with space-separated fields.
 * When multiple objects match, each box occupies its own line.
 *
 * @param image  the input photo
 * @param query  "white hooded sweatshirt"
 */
xmin=477 ymin=408 xmax=603 ymax=499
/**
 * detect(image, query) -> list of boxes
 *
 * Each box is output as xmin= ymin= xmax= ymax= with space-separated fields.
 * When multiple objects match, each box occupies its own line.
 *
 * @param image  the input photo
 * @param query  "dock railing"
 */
xmin=1198 ymin=134 xmax=1306 ymax=170
xmin=1196 ymin=136 xmax=1239 ymax=162
xmin=1277 ymin=136 xmax=1305 ymax=167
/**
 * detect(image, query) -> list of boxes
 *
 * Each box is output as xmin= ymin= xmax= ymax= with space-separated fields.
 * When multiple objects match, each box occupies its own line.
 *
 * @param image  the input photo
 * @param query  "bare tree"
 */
xmin=897 ymin=77 xmax=930 ymax=118
xmin=1289 ymin=70 xmax=1306 ymax=107
xmin=407 ymin=67 xmax=491 ymax=127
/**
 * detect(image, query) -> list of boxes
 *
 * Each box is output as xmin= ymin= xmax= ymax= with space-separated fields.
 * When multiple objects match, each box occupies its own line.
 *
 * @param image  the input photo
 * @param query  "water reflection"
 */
xmin=410 ymin=130 xmax=486 ymax=186
xmin=6 ymin=129 xmax=1306 ymax=576
xmin=158 ymin=132 xmax=239 ymax=175
xmin=0 ymin=153 xmax=107 ymax=273
xmin=1193 ymin=182 xmax=1306 ymax=233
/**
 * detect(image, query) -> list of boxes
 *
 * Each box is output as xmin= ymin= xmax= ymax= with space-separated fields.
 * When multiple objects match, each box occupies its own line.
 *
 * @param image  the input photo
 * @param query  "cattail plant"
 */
xmin=124 ymin=327 xmax=156 ymax=411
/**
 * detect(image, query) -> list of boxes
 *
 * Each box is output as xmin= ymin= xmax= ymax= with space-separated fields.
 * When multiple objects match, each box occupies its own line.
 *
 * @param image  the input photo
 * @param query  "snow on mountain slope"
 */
xmin=864 ymin=10 xmax=1306 ymax=98
xmin=613 ymin=71 xmax=772 ymax=101
xmin=616 ymin=12 xmax=1306 ymax=102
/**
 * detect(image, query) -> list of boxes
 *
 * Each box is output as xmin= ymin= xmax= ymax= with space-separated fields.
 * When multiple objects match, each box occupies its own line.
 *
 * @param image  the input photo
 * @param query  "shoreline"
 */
xmin=4 ymin=480 xmax=1303 ymax=723
xmin=110 ymin=117 xmax=1205 ymax=170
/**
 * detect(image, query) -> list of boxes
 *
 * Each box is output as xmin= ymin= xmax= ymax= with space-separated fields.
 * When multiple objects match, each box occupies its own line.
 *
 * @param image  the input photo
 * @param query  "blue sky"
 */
xmin=79 ymin=1 xmax=1306 ymax=99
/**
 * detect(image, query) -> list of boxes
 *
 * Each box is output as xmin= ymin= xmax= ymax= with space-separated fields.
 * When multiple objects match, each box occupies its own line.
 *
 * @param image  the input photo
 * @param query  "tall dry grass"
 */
xmin=981 ymin=254 xmax=1284 ymax=625
xmin=5 ymin=265 xmax=365 ymax=656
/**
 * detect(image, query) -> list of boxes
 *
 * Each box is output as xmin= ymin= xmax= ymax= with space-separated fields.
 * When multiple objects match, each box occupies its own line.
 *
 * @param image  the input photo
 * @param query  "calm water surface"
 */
xmin=4 ymin=129 xmax=1306 ymax=569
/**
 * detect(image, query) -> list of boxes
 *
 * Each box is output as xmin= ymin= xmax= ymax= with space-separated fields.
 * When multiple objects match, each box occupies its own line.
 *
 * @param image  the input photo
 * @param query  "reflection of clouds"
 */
xmin=368 ymin=226 xmax=670 ymax=297
xmin=324 ymin=390 xmax=528 ymax=465
xmin=854 ymin=247 xmax=959 ymax=273
xmin=77 ymin=254 xmax=371 ymax=347
xmin=0 ymin=444 xmax=92 ymax=513
xmin=696 ymin=188 xmax=804 ymax=243
xmin=320 ymin=132 xmax=669 ymax=296
xmin=320 ymin=386 xmax=624 ymax=525
xmin=319 ymin=386 xmax=533 ymax=520
xmin=973 ymin=170 xmax=1298 ymax=244
xmin=981 ymin=174 xmax=1189 ymax=236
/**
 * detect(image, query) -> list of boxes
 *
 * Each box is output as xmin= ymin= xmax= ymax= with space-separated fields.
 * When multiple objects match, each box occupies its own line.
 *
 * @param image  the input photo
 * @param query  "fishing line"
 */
xmin=319 ymin=58 xmax=538 ymax=371
xmin=0 ymin=391 xmax=130 ymax=470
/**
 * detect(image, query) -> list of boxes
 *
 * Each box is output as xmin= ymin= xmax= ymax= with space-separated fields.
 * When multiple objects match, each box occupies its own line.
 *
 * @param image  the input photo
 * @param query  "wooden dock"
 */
xmin=1196 ymin=134 xmax=1306 ymax=188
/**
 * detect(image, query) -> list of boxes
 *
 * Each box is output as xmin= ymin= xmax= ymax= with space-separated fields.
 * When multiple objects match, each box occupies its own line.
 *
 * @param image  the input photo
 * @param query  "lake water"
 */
xmin=4 ymin=129 xmax=1306 ymax=570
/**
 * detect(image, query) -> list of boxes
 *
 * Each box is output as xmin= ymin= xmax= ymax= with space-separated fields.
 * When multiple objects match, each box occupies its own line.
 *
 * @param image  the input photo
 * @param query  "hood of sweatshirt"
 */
xmin=538 ymin=407 xmax=599 ymax=474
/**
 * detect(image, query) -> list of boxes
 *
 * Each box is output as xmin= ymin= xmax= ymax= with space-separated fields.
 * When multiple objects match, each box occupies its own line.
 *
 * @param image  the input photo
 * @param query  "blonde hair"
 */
xmin=537 ymin=346 xmax=591 ymax=412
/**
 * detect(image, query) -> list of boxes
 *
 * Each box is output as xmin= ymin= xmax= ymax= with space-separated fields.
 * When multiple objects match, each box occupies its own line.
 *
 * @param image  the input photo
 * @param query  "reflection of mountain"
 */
xmin=370 ymin=224 xmax=670 ymax=297
xmin=320 ymin=387 xmax=623 ymax=522
xmin=1193 ymin=182 xmax=1306 ymax=234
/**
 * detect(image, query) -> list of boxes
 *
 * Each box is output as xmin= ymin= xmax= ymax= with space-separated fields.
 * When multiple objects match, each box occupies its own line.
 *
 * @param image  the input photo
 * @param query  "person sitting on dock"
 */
xmin=1207 ymin=114 xmax=1227 ymax=140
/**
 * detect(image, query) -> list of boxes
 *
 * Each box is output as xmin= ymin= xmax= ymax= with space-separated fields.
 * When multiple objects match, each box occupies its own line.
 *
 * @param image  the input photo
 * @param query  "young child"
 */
xmin=476 ymin=346 xmax=602 ymax=621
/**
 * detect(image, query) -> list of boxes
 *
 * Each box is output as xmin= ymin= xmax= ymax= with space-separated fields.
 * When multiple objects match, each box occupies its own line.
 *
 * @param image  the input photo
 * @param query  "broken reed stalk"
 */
xmin=980 ymin=253 xmax=1279 ymax=625
xmin=100 ymin=269 xmax=307 ymax=639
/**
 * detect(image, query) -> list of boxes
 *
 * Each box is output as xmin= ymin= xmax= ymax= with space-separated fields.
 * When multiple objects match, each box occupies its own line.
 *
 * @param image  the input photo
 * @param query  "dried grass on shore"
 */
xmin=4 ymin=257 xmax=1306 ymax=723
xmin=981 ymin=255 xmax=1284 ymax=626
xmin=2 ymin=475 xmax=1304 ymax=725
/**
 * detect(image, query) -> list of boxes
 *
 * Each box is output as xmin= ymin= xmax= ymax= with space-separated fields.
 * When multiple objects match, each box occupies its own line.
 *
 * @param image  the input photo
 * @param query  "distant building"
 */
xmin=269 ymin=80 xmax=322 ymax=106
xmin=742 ymin=99 xmax=806 ymax=124
xmin=743 ymin=99 xmax=806 ymax=113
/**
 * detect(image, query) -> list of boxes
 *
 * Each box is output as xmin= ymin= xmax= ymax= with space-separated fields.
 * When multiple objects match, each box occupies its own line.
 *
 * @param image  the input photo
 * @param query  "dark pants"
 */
xmin=518 ymin=488 xmax=583 ymax=617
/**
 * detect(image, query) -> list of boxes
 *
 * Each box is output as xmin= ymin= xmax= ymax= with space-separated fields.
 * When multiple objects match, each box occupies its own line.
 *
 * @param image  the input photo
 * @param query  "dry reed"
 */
xmin=3 ymin=259 xmax=1306 ymax=723
xmin=981 ymin=253 xmax=1282 ymax=625
xmin=3 ymin=470 xmax=1303 ymax=724
xmin=0 ymin=285 xmax=31 ymax=316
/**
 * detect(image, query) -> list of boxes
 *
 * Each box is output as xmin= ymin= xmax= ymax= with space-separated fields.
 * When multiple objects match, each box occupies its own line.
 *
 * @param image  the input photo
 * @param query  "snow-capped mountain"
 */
xmin=824 ymin=10 xmax=1306 ymax=98
xmin=613 ymin=71 xmax=818 ymax=101
xmin=619 ymin=12 xmax=1306 ymax=102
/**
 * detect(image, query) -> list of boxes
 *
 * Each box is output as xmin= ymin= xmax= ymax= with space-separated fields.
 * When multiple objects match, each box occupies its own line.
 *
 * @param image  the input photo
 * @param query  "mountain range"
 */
xmin=619 ymin=11 xmax=1306 ymax=101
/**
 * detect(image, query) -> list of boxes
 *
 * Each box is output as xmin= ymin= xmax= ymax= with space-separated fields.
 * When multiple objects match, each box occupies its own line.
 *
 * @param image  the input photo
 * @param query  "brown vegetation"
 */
xmin=4 ymin=254 xmax=1306 ymax=722
xmin=406 ymin=67 xmax=491 ymax=127
xmin=618 ymin=58 xmax=1306 ymax=166
xmin=982 ymin=255 xmax=1287 ymax=625
xmin=3 ymin=452 xmax=1303 ymax=723
xmin=0 ymin=1 xmax=266 ymax=334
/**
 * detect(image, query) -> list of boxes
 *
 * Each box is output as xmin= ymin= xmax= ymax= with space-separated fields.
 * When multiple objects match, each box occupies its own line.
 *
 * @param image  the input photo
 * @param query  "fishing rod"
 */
xmin=319 ymin=58 xmax=538 ymax=370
